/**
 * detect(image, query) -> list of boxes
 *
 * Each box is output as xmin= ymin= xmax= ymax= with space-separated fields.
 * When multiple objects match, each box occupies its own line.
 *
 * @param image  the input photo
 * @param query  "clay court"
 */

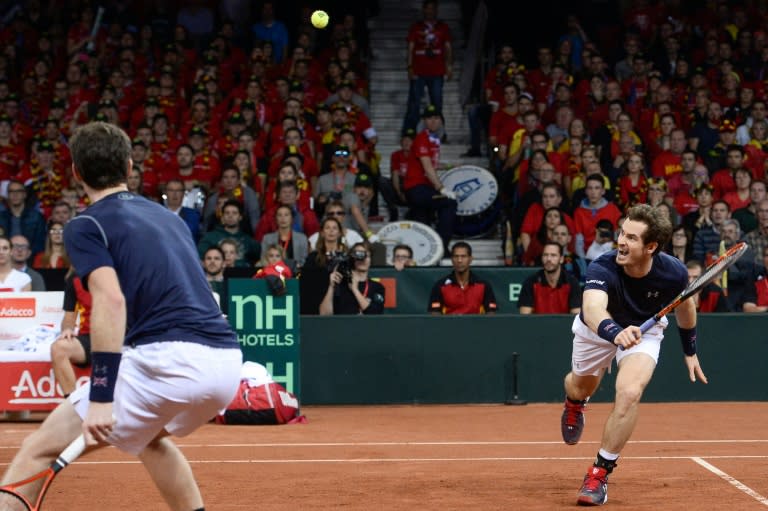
xmin=1 ymin=402 xmax=767 ymax=510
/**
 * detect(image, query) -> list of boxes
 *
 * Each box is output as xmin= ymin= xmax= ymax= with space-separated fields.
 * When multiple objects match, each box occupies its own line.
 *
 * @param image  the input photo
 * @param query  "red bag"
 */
xmin=215 ymin=362 xmax=305 ymax=425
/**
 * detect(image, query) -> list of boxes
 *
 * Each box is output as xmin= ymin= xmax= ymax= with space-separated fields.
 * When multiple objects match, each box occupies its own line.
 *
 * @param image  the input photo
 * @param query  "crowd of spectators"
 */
xmin=461 ymin=0 xmax=768 ymax=314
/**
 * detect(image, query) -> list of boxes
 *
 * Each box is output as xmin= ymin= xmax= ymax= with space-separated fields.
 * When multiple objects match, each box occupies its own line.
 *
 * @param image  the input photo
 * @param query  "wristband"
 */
xmin=677 ymin=326 xmax=697 ymax=356
xmin=89 ymin=351 xmax=122 ymax=403
xmin=365 ymin=230 xmax=374 ymax=238
xmin=597 ymin=318 xmax=622 ymax=344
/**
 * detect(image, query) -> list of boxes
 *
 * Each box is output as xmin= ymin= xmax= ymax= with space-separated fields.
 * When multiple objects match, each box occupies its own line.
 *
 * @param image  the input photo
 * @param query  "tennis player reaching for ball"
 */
xmin=0 ymin=122 xmax=242 ymax=511
xmin=560 ymin=204 xmax=707 ymax=506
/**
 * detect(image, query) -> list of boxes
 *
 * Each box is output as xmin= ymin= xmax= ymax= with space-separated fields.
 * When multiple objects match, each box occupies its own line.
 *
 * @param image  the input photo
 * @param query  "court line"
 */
xmin=692 ymin=457 xmax=768 ymax=507
xmin=2 ymin=439 xmax=768 ymax=449
xmin=2 ymin=454 xmax=768 ymax=467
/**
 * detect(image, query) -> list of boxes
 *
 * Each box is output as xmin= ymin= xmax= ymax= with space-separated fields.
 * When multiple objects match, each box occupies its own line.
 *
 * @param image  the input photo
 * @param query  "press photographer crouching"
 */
xmin=319 ymin=242 xmax=385 ymax=315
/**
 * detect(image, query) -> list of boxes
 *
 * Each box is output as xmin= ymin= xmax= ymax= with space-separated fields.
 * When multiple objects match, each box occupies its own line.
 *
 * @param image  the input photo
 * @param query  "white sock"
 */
xmin=598 ymin=448 xmax=619 ymax=461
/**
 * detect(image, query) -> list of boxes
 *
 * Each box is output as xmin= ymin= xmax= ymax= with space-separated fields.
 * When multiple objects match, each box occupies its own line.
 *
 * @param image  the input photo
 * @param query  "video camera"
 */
xmin=327 ymin=249 xmax=368 ymax=286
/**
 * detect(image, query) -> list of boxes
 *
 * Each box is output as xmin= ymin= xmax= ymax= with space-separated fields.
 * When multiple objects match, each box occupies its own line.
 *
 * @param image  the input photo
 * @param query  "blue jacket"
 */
xmin=0 ymin=207 xmax=47 ymax=256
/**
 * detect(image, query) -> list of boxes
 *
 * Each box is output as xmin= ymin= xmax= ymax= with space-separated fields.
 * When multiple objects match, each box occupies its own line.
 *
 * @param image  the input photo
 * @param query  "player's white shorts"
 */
xmin=570 ymin=315 xmax=667 ymax=377
xmin=71 ymin=341 xmax=242 ymax=455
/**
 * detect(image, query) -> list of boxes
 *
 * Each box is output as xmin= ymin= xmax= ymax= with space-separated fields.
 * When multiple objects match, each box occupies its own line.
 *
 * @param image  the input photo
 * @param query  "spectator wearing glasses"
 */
xmin=32 ymin=220 xmax=70 ymax=269
xmin=261 ymin=205 xmax=310 ymax=271
xmin=315 ymin=145 xmax=356 ymax=215
xmin=392 ymin=244 xmax=415 ymax=271
xmin=8 ymin=234 xmax=45 ymax=291
xmin=308 ymin=200 xmax=364 ymax=250
xmin=0 ymin=236 xmax=32 ymax=292
xmin=0 ymin=180 xmax=47 ymax=256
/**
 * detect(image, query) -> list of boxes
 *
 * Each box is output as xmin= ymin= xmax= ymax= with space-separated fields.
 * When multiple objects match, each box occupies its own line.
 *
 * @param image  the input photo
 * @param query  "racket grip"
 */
xmin=639 ymin=317 xmax=658 ymax=334
xmin=57 ymin=435 xmax=86 ymax=467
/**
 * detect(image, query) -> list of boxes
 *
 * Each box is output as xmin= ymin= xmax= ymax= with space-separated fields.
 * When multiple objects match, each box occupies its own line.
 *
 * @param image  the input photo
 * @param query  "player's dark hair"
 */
xmin=625 ymin=203 xmax=672 ymax=255
xmin=69 ymin=122 xmax=132 ymax=190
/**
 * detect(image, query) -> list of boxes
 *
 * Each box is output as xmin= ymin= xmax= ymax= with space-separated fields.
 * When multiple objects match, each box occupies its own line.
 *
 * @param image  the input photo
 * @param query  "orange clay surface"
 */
xmin=1 ymin=402 xmax=767 ymax=510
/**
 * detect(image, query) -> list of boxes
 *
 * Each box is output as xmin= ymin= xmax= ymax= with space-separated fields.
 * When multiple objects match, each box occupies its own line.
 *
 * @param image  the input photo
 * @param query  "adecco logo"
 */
xmin=0 ymin=298 xmax=36 ymax=318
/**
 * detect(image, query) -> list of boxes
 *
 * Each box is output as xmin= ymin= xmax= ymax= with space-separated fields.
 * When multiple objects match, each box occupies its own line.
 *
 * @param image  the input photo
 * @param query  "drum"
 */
xmin=439 ymin=165 xmax=500 ymax=238
xmin=376 ymin=221 xmax=444 ymax=266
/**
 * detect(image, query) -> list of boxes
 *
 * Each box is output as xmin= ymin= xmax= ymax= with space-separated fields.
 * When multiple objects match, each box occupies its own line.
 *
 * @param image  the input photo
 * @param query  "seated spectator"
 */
xmin=50 ymin=267 xmax=92 ymax=397
xmin=645 ymin=177 xmax=668 ymax=208
xmin=518 ymin=241 xmax=581 ymax=314
xmin=686 ymin=260 xmax=730 ymax=312
xmin=692 ymin=200 xmax=731 ymax=264
xmin=0 ymin=180 xmax=47 ymax=256
xmin=745 ymin=198 xmax=768 ymax=265
xmin=9 ymin=235 xmax=45 ymax=291
xmin=319 ymin=242 xmax=385 ymax=315
xmin=203 ymin=166 xmax=260 ymax=233
xmin=33 ymin=220 xmax=70 ymax=269
xmin=573 ymin=174 xmax=622 ymax=258
xmin=219 ymin=238 xmax=250 ymax=269
xmin=719 ymin=218 xmax=756 ymax=311
xmin=666 ymin=149 xmax=706 ymax=216
xmin=255 ymin=180 xmax=320 ymax=241
xmin=521 ymin=207 xmax=568 ymax=266
xmin=615 ymin=152 xmax=648 ymax=211
xmin=392 ymin=244 xmax=415 ymax=270
xmin=49 ymin=200 xmax=75 ymax=226
xmin=0 ymin=236 xmax=32 ymax=291
xmin=585 ymin=219 xmax=615 ymax=263
xmin=551 ymin=223 xmax=586 ymax=284
xmin=428 ymin=242 xmax=497 ymax=315
xmin=308 ymin=200 xmax=365 ymax=249
xmin=261 ymin=205 xmax=310 ymax=271
xmin=163 ymin=178 xmax=202 ymax=242
xmin=315 ymin=144 xmax=356 ymax=214
xmin=733 ymin=180 xmax=767 ymax=235
xmin=197 ymin=199 xmax=260 ymax=266
xmin=743 ymin=246 xmax=768 ymax=312
xmin=263 ymin=160 xmax=312 ymax=213
xmin=345 ymin=173 xmax=379 ymax=242
xmin=664 ymin=224 xmax=692 ymax=263
xmin=722 ymin=167 xmax=752 ymax=212
xmin=710 ymin=144 xmax=745 ymax=199
xmin=202 ymin=246 xmax=226 ymax=296
xmin=518 ymin=183 xmax=575 ymax=255
xmin=682 ymin=183 xmax=715 ymax=238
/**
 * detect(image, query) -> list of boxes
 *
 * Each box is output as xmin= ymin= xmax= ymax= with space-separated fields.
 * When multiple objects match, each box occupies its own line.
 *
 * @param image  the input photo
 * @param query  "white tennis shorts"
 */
xmin=570 ymin=315 xmax=667 ymax=376
xmin=71 ymin=341 xmax=242 ymax=455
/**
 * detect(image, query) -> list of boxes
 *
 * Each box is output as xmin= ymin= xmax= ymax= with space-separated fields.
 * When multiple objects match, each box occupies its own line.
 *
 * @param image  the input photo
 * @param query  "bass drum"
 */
xmin=439 ymin=165 xmax=500 ymax=238
xmin=376 ymin=221 xmax=444 ymax=266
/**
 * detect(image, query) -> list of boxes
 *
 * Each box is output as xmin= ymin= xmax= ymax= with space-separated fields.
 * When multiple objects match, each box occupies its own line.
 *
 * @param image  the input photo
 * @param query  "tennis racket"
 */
xmin=0 ymin=435 xmax=86 ymax=510
xmin=638 ymin=241 xmax=749 ymax=334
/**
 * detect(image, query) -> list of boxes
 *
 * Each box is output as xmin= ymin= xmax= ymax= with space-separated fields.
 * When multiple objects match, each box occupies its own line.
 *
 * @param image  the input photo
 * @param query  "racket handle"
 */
xmin=639 ymin=317 xmax=658 ymax=334
xmin=54 ymin=435 xmax=86 ymax=471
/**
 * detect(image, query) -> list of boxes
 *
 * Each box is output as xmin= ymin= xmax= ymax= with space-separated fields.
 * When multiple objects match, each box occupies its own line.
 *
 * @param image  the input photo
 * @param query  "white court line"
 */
xmin=1 ymin=439 xmax=767 ymax=449
xmin=691 ymin=457 xmax=768 ymax=507
xmin=2 ymin=454 xmax=767 ymax=467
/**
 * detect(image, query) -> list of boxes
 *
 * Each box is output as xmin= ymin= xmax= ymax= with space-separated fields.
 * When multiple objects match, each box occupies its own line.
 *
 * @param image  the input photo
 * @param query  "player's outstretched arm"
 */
xmin=676 ymin=299 xmax=708 ymax=384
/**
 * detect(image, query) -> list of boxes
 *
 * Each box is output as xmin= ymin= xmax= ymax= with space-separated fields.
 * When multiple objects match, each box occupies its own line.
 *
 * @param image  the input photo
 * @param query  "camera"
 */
xmin=598 ymin=229 xmax=613 ymax=241
xmin=328 ymin=251 xmax=353 ymax=285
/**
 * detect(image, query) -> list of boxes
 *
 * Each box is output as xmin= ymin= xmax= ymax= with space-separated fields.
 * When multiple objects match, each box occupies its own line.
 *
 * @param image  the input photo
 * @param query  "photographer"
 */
xmin=319 ymin=242 xmax=385 ymax=315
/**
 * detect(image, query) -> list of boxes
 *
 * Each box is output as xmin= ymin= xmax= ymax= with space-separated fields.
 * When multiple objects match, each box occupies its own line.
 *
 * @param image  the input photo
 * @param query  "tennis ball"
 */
xmin=311 ymin=10 xmax=329 ymax=29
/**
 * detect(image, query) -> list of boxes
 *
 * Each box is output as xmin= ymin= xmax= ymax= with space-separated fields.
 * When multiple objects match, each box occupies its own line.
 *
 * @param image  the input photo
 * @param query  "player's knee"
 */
xmin=50 ymin=340 xmax=69 ymax=362
xmin=614 ymin=383 xmax=644 ymax=409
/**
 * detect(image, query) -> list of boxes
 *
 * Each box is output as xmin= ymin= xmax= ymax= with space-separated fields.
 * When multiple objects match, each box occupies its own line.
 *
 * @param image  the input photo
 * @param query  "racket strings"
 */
xmin=690 ymin=244 xmax=748 ymax=292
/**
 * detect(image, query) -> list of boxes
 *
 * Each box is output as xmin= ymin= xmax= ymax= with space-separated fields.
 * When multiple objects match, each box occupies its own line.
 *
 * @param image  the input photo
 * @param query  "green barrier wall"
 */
xmin=299 ymin=314 xmax=767 ymax=404
xmin=368 ymin=267 xmax=538 ymax=314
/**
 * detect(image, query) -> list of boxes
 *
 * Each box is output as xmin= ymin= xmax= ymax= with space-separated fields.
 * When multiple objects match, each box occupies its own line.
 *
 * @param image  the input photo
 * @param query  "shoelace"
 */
xmin=583 ymin=471 xmax=607 ymax=491
xmin=564 ymin=402 xmax=583 ymax=426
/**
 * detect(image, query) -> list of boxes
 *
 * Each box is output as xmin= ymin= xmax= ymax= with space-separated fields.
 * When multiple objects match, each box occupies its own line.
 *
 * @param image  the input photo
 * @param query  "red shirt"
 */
xmin=407 ymin=20 xmax=452 ymax=77
xmin=428 ymin=272 xmax=497 ymax=315
xmin=651 ymin=151 xmax=682 ymax=178
xmin=574 ymin=202 xmax=623 ymax=247
xmin=404 ymin=130 xmax=440 ymax=191
xmin=517 ymin=269 xmax=581 ymax=314
xmin=711 ymin=169 xmax=736 ymax=199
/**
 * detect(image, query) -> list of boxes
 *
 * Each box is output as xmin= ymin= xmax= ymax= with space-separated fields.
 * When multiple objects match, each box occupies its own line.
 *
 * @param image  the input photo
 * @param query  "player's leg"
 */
xmin=50 ymin=337 xmax=87 ymax=396
xmin=576 ymin=351 xmax=657 ymax=506
xmin=138 ymin=432 xmax=203 ymax=511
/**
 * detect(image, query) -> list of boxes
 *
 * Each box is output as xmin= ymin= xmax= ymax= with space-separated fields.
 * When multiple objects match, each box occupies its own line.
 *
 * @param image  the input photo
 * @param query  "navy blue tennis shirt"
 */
xmin=581 ymin=249 xmax=688 ymax=327
xmin=64 ymin=191 xmax=238 ymax=349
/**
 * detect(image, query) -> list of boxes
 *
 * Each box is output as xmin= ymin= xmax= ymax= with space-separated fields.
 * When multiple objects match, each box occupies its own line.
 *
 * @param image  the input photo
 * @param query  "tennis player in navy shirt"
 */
xmin=559 ymin=204 xmax=707 ymax=506
xmin=1 ymin=122 xmax=242 ymax=511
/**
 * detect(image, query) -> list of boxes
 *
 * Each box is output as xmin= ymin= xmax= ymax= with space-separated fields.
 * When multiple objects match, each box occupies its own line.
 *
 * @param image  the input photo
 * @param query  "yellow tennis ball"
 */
xmin=311 ymin=10 xmax=329 ymax=29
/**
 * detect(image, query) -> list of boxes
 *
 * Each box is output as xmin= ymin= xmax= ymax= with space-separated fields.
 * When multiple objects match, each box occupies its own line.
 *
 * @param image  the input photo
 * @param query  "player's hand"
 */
xmin=614 ymin=325 xmax=642 ymax=350
xmin=684 ymin=354 xmax=708 ymax=384
xmin=82 ymin=402 xmax=116 ymax=446
xmin=57 ymin=328 xmax=75 ymax=342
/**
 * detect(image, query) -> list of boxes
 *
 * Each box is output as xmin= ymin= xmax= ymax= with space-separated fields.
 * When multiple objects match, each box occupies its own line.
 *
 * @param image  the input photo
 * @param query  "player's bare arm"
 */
xmin=675 ymin=298 xmax=708 ymax=384
xmin=83 ymin=266 xmax=126 ymax=445
xmin=582 ymin=289 xmax=642 ymax=350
